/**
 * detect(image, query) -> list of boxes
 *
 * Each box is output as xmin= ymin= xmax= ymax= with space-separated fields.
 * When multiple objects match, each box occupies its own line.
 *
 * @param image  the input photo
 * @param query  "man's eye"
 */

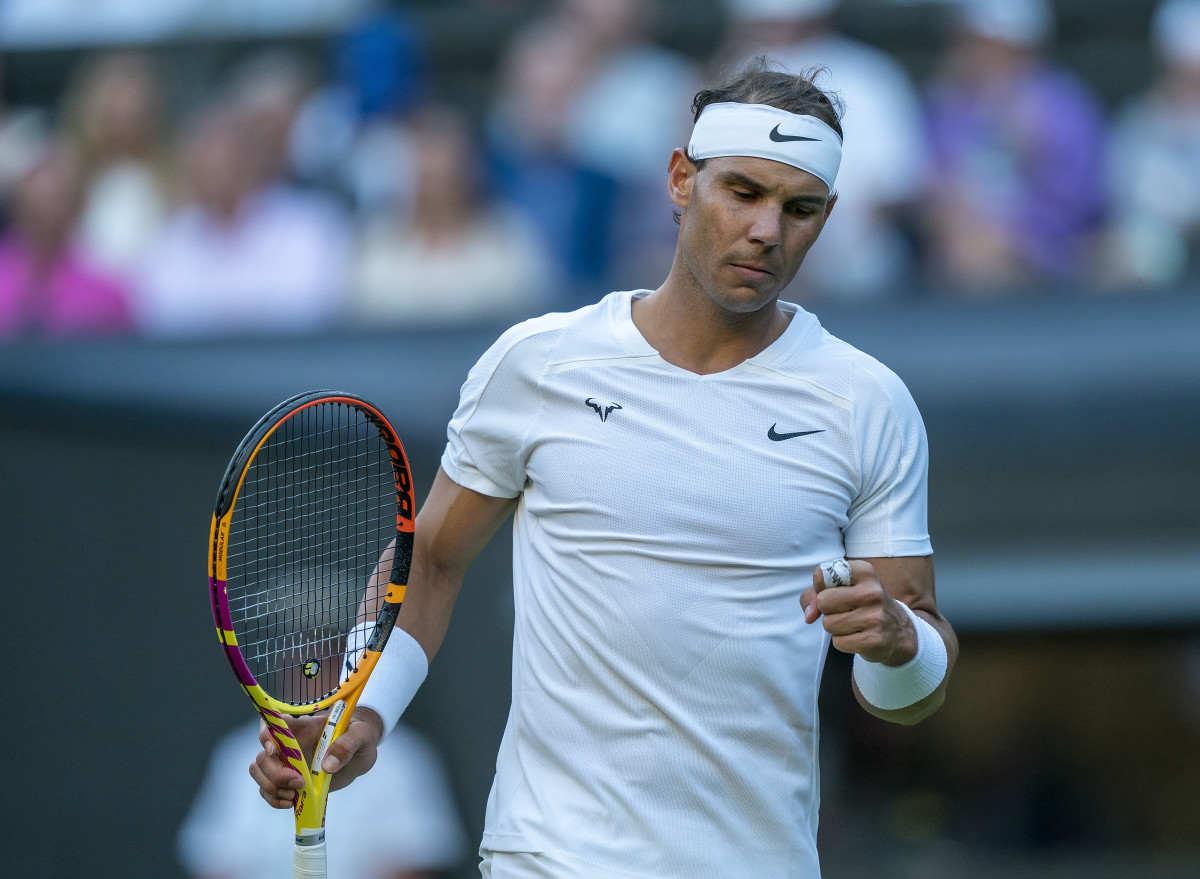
xmin=733 ymin=190 xmax=754 ymax=200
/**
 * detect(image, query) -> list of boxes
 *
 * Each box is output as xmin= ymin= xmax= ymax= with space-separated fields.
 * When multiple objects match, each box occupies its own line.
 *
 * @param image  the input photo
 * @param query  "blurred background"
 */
xmin=1 ymin=0 xmax=1197 ymax=876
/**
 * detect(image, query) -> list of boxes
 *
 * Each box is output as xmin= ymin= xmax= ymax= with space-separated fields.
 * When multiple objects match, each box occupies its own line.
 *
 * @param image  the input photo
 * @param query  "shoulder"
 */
xmin=837 ymin=336 xmax=919 ymax=410
xmin=836 ymin=340 xmax=924 ymax=439
xmin=473 ymin=308 xmax=579 ymax=379
xmin=796 ymin=334 xmax=929 ymax=488
xmin=472 ymin=291 xmax=631 ymax=380
xmin=763 ymin=312 xmax=919 ymax=416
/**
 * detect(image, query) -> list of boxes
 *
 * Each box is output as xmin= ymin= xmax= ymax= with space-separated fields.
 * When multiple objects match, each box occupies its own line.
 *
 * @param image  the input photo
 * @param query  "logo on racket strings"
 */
xmin=303 ymin=659 xmax=321 ymax=678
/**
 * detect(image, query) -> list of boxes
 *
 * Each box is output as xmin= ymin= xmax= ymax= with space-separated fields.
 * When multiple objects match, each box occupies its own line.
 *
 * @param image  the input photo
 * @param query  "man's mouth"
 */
xmin=728 ymin=261 xmax=775 ymax=279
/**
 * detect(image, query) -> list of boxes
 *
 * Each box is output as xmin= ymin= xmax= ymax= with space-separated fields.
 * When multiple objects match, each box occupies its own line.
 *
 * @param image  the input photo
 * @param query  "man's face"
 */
xmin=669 ymin=151 xmax=835 ymax=315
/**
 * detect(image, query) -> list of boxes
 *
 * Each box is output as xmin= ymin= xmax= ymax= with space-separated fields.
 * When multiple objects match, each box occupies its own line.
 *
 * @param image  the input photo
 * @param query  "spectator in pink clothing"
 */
xmin=0 ymin=141 xmax=132 ymax=337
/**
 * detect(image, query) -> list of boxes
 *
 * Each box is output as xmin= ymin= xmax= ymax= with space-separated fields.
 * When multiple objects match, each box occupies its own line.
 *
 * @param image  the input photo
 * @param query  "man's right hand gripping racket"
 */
xmin=207 ymin=390 xmax=416 ymax=878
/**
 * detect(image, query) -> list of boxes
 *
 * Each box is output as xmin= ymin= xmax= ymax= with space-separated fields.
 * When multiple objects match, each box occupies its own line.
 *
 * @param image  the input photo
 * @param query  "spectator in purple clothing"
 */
xmin=0 ymin=139 xmax=132 ymax=338
xmin=921 ymin=0 xmax=1108 ymax=294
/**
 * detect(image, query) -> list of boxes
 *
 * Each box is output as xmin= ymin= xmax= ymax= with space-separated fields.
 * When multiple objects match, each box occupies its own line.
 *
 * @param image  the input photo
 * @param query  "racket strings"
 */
xmin=225 ymin=401 xmax=397 ymax=706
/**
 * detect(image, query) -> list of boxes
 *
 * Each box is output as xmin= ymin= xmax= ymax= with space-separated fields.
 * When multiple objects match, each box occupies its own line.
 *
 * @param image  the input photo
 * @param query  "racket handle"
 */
xmin=293 ymin=838 xmax=327 ymax=878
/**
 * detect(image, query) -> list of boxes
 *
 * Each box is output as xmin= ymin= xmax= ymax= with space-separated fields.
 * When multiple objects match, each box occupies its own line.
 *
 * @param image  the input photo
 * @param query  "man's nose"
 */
xmin=747 ymin=206 xmax=782 ymax=247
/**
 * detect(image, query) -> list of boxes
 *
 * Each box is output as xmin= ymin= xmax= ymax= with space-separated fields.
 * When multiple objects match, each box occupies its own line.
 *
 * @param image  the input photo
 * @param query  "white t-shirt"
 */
xmin=441 ymin=290 xmax=932 ymax=878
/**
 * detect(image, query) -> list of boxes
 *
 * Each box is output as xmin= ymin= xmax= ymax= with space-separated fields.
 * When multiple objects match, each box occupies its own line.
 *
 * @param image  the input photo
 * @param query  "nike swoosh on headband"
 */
xmin=769 ymin=124 xmax=819 ymax=143
xmin=689 ymin=103 xmax=842 ymax=190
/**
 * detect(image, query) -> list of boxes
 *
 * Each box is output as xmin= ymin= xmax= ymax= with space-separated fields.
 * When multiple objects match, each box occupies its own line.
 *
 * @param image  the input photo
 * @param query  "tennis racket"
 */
xmin=207 ymin=390 xmax=415 ymax=878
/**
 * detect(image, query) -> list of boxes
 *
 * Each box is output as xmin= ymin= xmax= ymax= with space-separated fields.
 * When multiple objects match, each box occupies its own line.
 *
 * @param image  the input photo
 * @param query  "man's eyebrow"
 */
xmin=718 ymin=170 xmax=827 ymax=204
xmin=719 ymin=170 xmax=768 ymax=191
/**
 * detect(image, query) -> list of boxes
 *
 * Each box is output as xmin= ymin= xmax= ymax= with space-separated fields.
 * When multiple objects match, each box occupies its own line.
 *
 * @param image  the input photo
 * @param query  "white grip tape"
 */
xmin=819 ymin=558 xmax=852 ymax=588
xmin=852 ymin=601 xmax=948 ymax=710
xmin=293 ymin=839 xmax=327 ymax=878
xmin=357 ymin=626 xmax=428 ymax=740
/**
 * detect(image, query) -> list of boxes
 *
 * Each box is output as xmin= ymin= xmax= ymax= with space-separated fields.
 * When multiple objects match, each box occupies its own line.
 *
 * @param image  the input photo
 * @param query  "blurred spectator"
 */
xmin=548 ymin=0 xmax=698 ymax=186
xmin=1105 ymin=0 xmax=1200 ymax=289
xmin=0 ymin=140 xmax=132 ymax=337
xmin=487 ymin=0 xmax=698 ymax=304
xmin=350 ymin=105 xmax=552 ymax=326
xmin=0 ymin=55 xmax=51 ymax=227
xmin=716 ymin=0 xmax=930 ymax=300
xmin=290 ymin=10 xmax=428 ymax=218
xmin=224 ymin=49 xmax=321 ymax=191
xmin=134 ymin=59 xmax=351 ymax=337
xmin=555 ymin=0 xmax=700 ymax=293
xmin=59 ymin=51 xmax=170 ymax=286
xmin=178 ymin=718 xmax=466 ymax=878
xmin=487 ymin=20 xmax=617 ymax=303
xmin=921 ymin=0 xmax=1108 ymax=294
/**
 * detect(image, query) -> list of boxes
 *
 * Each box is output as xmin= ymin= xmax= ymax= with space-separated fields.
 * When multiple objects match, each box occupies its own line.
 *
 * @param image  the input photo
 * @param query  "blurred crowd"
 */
xmin=1 ymin=0 xmax=1199 ymax=340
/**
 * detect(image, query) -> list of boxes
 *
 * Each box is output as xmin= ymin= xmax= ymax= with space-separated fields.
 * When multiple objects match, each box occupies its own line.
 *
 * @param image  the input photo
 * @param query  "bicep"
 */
xmin=416 ymin=466 xmax=517 ymax=578
xmin=365 ymin=467 xmax=513 ymax=604
xmin=397 ymin=467 xmax=517 ymax=661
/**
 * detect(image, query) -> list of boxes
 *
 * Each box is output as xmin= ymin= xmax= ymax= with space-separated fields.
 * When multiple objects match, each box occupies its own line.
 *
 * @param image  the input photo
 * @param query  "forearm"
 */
xmin=361 ymin=467 xmax=515 ymax=735
xmin=395 ymin=550 xmax=467 ymax=664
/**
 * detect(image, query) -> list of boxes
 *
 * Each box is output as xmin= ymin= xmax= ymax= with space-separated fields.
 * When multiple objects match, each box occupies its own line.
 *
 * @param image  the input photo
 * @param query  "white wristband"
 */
xmin=357 ymin=626 xmax=428 ymax=739
xmin=852 ymin=602 xmax=947 ymax=710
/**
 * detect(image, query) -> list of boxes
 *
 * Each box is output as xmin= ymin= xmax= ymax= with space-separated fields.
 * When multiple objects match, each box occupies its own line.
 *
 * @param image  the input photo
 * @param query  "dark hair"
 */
xmin=688 ymin=56 xmax=844 ymax=166
xmin=675 ymin=57 xmax=843 ymax=222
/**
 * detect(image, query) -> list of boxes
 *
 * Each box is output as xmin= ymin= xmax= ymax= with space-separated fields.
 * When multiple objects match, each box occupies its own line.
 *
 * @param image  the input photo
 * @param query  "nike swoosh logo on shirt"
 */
xmin=768 ymin=424 xmax=825 ymax=441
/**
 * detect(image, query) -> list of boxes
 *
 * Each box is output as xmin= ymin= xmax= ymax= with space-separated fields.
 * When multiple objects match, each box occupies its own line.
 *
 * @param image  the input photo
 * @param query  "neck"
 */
xmin=632 ymin=281 xmax=792 ymax=375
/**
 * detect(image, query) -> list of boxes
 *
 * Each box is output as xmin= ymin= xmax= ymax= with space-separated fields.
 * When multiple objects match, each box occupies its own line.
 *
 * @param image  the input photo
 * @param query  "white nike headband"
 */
xmin=687 ymin=102 xmax=842 ymax=192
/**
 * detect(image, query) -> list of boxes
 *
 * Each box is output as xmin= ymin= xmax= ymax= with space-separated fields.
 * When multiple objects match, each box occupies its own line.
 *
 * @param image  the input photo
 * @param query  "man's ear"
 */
xmin=667 ymin=148 xmax=696 ymax=211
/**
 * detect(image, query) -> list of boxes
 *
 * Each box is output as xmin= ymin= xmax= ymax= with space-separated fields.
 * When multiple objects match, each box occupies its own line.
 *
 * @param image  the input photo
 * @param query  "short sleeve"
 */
xmin=441 ymin=318 xmax=563 ymax=498
xmin=843 ymin=362 xmax=932 ymax=559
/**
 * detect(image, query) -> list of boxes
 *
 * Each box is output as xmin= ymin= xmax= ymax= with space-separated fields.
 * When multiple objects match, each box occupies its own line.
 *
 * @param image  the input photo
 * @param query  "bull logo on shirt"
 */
xmin=585 ymin=398 xmax=623 ymax=422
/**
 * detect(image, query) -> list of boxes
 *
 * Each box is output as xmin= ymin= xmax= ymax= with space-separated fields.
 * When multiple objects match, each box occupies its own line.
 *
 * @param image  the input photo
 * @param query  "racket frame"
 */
xmin=207 ymin=390 xmax=416 ymax=867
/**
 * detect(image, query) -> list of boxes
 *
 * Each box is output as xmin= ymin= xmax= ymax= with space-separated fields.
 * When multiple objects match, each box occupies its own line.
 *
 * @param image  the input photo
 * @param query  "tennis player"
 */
xmin=251 ymin=57 xmax=958 ymax=878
